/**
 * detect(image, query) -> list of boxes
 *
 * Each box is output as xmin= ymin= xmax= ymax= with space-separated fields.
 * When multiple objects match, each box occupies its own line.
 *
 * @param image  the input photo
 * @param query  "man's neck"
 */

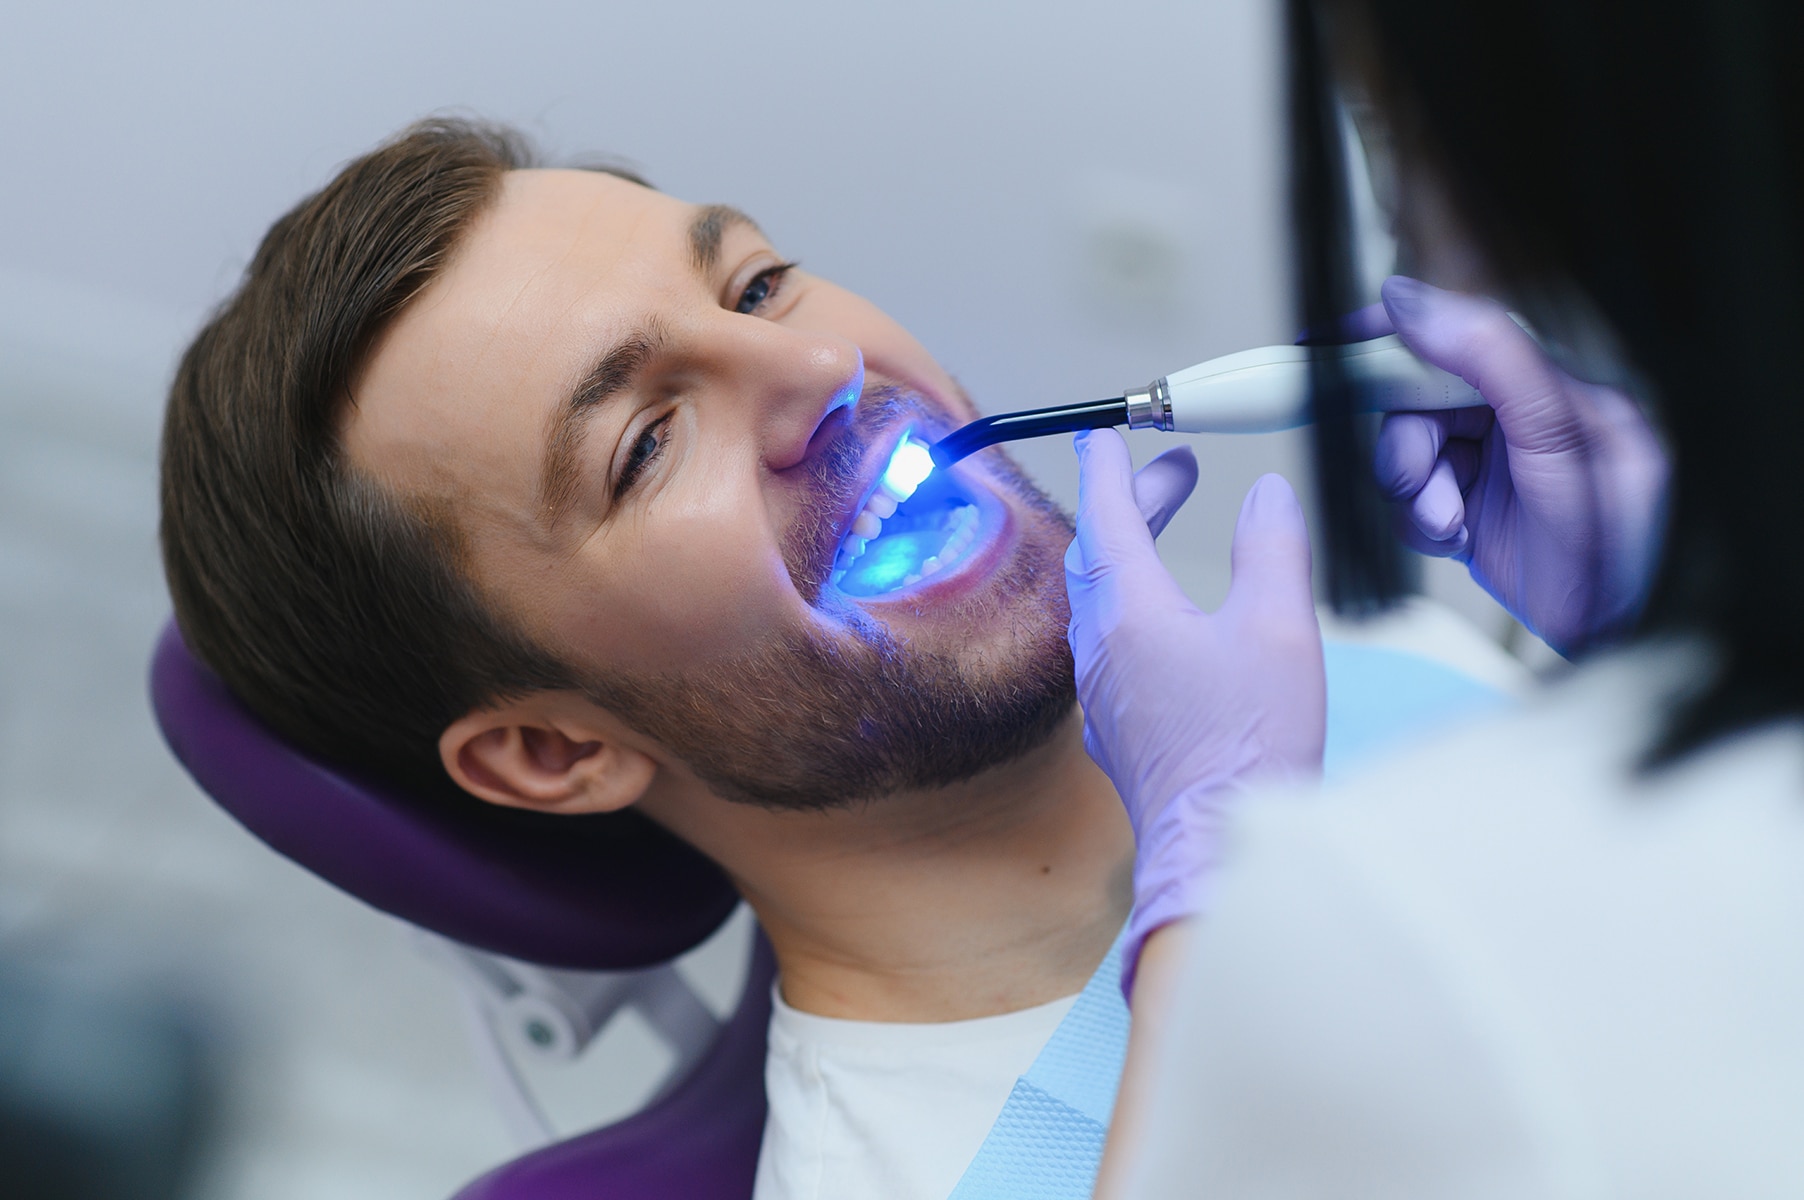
xmin=643 ymin=711 xmax=1133 ymax=1023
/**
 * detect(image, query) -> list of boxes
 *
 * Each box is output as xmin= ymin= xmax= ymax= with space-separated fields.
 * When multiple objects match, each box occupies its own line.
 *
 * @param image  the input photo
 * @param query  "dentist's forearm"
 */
xmin=1092 ymin=919 xmax=1196 ymax=1200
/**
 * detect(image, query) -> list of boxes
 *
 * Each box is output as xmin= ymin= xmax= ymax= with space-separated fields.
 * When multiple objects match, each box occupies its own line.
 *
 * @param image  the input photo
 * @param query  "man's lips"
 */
xmin=782 ymin=384 xmax=950 ymax=602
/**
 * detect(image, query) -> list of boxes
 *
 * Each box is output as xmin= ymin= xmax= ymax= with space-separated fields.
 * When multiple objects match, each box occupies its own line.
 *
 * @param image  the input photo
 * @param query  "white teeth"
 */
xmin=835 ymin=500 xmax=982 ymax=594
xmin=934 ymin=505 xmax=979 ymax=567
xmin=878 ymin=479 xmax=908 ymax=503
xmin=837 ymin=490 xmax=900 ymax=569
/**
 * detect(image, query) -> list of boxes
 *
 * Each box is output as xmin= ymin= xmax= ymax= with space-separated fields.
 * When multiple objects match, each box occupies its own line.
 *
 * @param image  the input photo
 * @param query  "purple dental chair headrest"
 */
xmin=148 ymin=619 xmax=740 ymax=970
xmin=150 ymin=618 xmax=771 ymax=1199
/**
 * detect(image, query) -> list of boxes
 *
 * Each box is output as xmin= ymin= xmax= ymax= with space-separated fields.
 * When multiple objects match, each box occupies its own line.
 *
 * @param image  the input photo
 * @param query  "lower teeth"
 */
xmin=836 ymin=503 xmax=978 ymax=596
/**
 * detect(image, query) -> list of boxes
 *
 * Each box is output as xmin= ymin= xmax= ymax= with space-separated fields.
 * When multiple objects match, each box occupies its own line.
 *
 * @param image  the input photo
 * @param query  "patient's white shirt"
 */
xmin=752 ymin=984 xmax=1076 ymax=1200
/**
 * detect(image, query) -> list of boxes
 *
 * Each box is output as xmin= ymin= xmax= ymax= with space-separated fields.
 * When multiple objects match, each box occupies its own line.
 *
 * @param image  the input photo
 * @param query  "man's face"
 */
xmin=345 ymin=169 xmax=1075 ymax=809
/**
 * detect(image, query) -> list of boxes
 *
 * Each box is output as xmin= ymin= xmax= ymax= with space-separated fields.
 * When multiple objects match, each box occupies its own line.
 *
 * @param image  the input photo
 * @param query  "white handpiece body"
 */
xmin=1158 ymin=335 xmax=1486 ymax=434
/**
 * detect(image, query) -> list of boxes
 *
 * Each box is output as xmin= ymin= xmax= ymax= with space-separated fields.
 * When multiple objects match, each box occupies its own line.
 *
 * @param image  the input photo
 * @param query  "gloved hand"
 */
xmin=1065 ymin=431 xmax=1325 ymax=998
xmin=1374 ymin=276 xmax=1668 ymax=654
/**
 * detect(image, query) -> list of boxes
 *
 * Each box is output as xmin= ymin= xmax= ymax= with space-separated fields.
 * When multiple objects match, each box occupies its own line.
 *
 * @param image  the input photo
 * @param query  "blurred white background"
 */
xmin=3 ymin=0 xmax=1310 ymax=597
xmin=0 ymin=2 xmax=1514 ymax=1197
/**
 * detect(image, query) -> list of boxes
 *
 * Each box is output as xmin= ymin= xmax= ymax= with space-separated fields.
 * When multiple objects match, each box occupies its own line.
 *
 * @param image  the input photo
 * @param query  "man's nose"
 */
xmin=714 ymin=321 xmax=862 ymax=473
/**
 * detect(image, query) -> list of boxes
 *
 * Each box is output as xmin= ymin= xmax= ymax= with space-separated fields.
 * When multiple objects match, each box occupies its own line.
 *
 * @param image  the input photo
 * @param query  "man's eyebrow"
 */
xmin=688 ymin=204 xmax=763 ymax=276
xmin=539 ymin=321 xmax=668 ymax=527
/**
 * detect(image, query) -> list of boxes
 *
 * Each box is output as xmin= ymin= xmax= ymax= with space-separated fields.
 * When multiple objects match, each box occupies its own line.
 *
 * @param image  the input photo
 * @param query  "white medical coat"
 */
xmin=1125 ymin=642 xmax=1804 ymax=1199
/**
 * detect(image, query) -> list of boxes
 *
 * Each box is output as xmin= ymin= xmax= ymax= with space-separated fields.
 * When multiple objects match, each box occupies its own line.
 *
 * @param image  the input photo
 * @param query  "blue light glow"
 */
xmin=842 ymin=531 xmax=942 ymax=596
xmin=882 ymin=436 xmax=936 ymax=500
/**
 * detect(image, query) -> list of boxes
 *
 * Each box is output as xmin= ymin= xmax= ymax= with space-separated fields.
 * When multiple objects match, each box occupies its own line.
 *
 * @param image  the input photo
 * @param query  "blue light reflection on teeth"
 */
xmin=831 ymin=433 xmax=974 ymax=598
xmin=845 ymin=531 xmax=943 ymax=595
xmin=837 ymin=502 xmax=980 ymax=597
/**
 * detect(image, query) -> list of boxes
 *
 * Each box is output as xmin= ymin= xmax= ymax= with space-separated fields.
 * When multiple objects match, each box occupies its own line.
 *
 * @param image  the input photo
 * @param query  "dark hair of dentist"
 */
xmin=1075 ymin=0 xmax=1804 ymax=1194
xmin=1299 ymin=0 xmax=1802 ymax=749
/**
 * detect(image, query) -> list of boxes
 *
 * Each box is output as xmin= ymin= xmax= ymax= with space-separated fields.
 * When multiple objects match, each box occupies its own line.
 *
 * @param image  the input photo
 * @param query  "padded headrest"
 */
xmin=149 ymin=619 xmax=740 ymax=970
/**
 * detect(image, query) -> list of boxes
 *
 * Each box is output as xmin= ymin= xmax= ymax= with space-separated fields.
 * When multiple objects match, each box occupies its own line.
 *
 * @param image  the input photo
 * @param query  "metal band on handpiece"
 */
xmin=1123 ymin=378 xmax=1173 ymax=432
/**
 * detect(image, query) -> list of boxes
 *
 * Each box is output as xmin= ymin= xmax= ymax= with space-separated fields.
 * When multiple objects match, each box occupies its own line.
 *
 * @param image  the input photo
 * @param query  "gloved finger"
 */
xmin=1374 ymin=408 xmax=1493 ymax=500
xmin=1070 ymin=429 xmax=1157 ymax=577
xmin=1381 ymin=275 xmax=1581 ymax=456
xmin=1392 ymin=505 xmax=1470 ymax=557
xmin=1298 ymin=299 xmax=1395 ymax=345
xmin=1407 ymin=455 xmax=1467 ymax=542
xmin=1066 ymin=431 xmax=1192 ymax=648
xmin=1223 ymin=474 xmax=1317 ymax=628
xmin=1374 ymin=411 xmax=1452 ymax=500
xmin=1081 ymin=720 xmax=1111 ymax=781
xmin=1443 ymin=437 xmax=1483 ymax=494
xmin=1132 ymin=446 xmax=1199 ymax=540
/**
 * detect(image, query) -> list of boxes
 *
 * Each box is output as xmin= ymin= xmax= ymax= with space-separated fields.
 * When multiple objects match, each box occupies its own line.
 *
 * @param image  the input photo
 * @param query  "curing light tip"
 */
xmin=881 ymin=436 xmax=936 ymax=501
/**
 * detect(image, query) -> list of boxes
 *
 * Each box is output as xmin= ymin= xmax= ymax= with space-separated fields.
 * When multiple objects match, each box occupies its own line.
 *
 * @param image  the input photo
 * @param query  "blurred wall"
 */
xmin=0 ymin=0 xmax=1308 ymax=605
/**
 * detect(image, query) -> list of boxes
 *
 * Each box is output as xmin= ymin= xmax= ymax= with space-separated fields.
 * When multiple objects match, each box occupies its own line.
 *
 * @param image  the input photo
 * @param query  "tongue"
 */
xmin=839 ymin=527 xmax=954 ymax=597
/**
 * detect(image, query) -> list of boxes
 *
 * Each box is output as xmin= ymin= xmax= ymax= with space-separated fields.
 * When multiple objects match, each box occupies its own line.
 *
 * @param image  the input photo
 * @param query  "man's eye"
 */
xmin=734 ymin=263 xmax=797 ymax=315
xmin=615 ymin=414 xmax=672 ymax=500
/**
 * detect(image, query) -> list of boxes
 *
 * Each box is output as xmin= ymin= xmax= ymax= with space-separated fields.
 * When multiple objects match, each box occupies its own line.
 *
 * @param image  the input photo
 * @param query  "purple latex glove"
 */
xmin=1065 ymin=430 xmax=1325 ymax=997
xmin=1375 ymin=276 xmax=1668 ymax=654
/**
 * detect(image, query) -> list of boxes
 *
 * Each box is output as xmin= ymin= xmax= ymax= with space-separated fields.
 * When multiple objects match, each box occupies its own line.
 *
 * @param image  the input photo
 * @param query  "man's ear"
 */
xmin=439 ymin=696 xmax=658 ymax=816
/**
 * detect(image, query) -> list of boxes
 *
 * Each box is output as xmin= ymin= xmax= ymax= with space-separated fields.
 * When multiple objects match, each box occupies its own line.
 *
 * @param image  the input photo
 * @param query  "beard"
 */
xmin=588 ymin=386 xmax=1078 ymax=811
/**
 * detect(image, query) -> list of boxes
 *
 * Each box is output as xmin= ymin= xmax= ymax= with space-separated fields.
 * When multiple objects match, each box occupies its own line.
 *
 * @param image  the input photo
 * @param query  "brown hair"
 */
xmin=160 ymin=118 xmax=640 ymax=793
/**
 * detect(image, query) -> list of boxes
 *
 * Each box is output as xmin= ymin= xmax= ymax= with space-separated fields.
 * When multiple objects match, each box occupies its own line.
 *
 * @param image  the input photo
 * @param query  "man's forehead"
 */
xmin=407 ymin=172 xmax=750 ymax=373
xmin=480 ymin=167 xmax=678 ymax=267
xmin=482 ymin=169 xmax=761 ymax=271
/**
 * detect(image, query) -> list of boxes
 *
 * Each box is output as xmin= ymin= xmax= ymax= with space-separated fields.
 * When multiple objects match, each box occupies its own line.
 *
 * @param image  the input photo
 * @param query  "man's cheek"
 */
xmin=603 ymin=527 xmax=799 ymax=668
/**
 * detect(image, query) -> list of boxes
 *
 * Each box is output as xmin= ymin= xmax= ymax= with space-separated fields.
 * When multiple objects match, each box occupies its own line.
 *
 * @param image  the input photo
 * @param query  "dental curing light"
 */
xmin=881 ymin=436 xmax=937 ymax=501
xmin=928 ymin=334 xmax=1488 ymax=469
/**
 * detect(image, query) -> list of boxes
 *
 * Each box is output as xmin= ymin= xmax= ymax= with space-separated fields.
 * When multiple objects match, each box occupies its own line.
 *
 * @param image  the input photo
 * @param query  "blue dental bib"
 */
xmin=948 ymin=642 xmax=1508 ymax=1198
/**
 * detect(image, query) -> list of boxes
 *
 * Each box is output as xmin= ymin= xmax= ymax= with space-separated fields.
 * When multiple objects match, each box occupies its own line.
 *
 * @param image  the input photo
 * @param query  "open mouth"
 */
xmin=830 ymin=433 xmax=985 ymax=598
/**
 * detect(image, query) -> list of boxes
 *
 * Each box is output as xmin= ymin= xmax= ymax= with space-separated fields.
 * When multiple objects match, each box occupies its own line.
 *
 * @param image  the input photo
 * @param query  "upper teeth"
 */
xmin=833 ymin=490 xmax=898 ymax=574
xmin=838 ymin=473 xmax=913 ymax=566
xmin=826 ymin=436 xmax=981 ymax=592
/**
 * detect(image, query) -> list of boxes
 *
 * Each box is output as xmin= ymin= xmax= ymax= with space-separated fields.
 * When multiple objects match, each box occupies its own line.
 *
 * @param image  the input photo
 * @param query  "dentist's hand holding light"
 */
xmin=1065 ymin=0 xmax=1801 ymax=1191
xmin=1369 ymin=277 xmax=1667 ymax=655
xmin=1069 ymin=274 xmax=1668 ymax=998
xmin=1063 ymin=436 xmax=1325 ymax=996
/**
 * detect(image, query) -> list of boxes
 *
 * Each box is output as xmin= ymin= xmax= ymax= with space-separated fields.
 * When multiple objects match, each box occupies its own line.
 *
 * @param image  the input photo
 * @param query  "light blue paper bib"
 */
xmin=948 ymin=642 xmax=1507 ymax=1198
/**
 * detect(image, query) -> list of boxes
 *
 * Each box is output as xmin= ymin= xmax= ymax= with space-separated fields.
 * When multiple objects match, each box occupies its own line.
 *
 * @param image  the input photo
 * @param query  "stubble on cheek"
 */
xmin=590 ymin=454 xmax=1079 ymax=811
xmin=571 ymin=379 xmax=1082 ymax=810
